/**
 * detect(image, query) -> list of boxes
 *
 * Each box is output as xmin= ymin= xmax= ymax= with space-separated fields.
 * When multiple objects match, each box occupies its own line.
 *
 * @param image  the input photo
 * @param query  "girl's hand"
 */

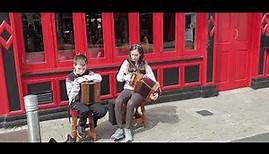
xmin=150 ymin=92 xmax=158 ymax=101
xmin=124 ymin=73 xmax=132 ymax=83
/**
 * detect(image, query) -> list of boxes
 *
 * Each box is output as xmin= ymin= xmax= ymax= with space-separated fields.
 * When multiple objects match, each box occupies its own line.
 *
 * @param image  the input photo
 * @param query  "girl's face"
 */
xmin=130 ymin=49 xmax=140 ymax=62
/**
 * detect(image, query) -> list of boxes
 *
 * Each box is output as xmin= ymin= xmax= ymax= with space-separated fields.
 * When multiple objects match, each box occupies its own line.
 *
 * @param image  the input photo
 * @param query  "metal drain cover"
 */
xmin=196 ymin=110 xmax=213 ymax=116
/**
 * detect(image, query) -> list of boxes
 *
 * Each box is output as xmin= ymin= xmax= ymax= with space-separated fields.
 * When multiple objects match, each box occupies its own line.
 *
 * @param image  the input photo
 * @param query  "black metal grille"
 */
xmin=196 ymin=110 xmax=213 ymax=116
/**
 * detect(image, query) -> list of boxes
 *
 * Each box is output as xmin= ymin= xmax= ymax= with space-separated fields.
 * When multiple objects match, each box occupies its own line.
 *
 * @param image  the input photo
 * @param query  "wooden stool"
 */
xmin=69 ymin=109 xmax=97 ymax=141
xmin=122 ymin=101 xmax=147 ymax=128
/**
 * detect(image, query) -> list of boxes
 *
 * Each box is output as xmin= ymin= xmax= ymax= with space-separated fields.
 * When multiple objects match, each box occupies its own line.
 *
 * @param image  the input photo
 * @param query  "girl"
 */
xmin=111 ymin=43 xmax=159 ymax=142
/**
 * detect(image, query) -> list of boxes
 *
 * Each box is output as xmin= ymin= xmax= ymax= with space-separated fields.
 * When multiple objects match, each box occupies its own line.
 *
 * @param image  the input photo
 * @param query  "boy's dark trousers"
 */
xmin=71 ymin=101 xmax=107 ymax=127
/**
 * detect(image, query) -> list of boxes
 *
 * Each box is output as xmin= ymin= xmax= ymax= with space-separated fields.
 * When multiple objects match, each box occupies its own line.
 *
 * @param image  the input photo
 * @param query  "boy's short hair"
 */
xmin=73 ymin=54 xmax=88 ymax=66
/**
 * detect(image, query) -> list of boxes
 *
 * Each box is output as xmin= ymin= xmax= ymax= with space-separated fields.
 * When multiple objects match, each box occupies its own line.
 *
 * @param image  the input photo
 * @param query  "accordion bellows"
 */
xmin=131 ymin=72 xmax=159 ymax=102
xmin=80 ymin=81 xmax=101 ymax=105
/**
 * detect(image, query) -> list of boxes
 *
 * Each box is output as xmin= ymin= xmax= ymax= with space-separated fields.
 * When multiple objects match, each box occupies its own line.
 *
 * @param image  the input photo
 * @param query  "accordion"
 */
xmin=132 ymin=73 xmax=160 ymax=102
xmin=130 ymin=72 xmax=144 ymax=87
xmin=80 ymin=81 xmax=101 ymax=105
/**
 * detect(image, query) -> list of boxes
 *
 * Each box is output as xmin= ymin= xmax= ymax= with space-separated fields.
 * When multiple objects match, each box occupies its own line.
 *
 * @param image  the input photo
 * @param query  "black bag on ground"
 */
xmin=48 ymin=138 xmax=57 ymax=143
xmin=108 ymin=101 xmax=117 ymax=125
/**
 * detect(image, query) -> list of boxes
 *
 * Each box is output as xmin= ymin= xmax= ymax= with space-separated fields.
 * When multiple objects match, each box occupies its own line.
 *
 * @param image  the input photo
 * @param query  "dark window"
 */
xmin=163 ymin=67 xmax=179 ymax=86
xmin=86 ymin=12 xmax=104 ymax=58
xmin=55 ymin=13 xmax=75 ymax=61
xmin=114 ymin=13 xmax=129 ymax=56
xmin=163 ymin=13 xmax=175 ymax=51
xmin=27 ymin=82 xmax=52 ymax=104
xmin=185 ymin=65 xmax=199 ymax=83
xmin=140 ymin=13 xmax=153 ymax=54
xmin=60 ymin=80 xmax=68 ymax=101
xmin=21 ymin=13 xmax=45 ymax=64
xmin=101 ymin=75 xmax=110 ymax=95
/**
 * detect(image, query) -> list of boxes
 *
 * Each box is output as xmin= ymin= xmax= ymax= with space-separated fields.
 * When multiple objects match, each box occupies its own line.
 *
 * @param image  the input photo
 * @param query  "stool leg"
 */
xmin=132 ymin=107 xmax=140 ymax=126
xmin=71 ymin=116 xmax=78 ymax=142
xmin=88 ymin=115 xmax=97 ymax=141
xmin=141 ymin=105 xmax=147 ymax=128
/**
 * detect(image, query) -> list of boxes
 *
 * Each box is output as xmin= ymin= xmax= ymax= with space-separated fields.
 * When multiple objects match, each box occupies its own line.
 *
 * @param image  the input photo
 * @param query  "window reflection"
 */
xmin=140 ymin=13 xmax=153 ymax=53
xmin=22 ymin=13 xmax=45 ymax=64
xmin=114 ymin=13 xmax=129 ymax=56
xmin=55 ymin=13 xmax=75 ymax=61
xmin=163 ymin=13 xmax=175 ymax=52
xmin=185 ymin=13 xmax=196 ymax=49
xmin=86 ymin=12 xmax=104 ymax=58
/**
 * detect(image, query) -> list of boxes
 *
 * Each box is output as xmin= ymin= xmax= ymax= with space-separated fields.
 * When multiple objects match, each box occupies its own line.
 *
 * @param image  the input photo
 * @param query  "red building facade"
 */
xmin=0 ymin=13 xmax=268 ymax=127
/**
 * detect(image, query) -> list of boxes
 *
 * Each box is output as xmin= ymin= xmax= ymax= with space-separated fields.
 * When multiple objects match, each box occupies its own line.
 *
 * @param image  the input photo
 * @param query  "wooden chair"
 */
xmin=69 ymin=81 xmax=101 ymax=141
xmin=122 ymin=101 xmax=147 ymax=128
xmin=69 ymin=109 xmax=97 ymax=141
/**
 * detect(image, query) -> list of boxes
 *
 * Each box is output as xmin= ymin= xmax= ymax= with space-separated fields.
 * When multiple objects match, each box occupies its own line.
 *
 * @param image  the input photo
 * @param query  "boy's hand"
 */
xmin=74 ymin=77 xmax=87 ymax=84
xmin=82 ymin=75 xmax=94 ymax=82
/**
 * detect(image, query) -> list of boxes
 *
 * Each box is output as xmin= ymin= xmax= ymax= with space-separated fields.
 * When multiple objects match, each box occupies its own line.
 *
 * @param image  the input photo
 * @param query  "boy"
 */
xmin=66 ymin=54 xmax=107 ymax=138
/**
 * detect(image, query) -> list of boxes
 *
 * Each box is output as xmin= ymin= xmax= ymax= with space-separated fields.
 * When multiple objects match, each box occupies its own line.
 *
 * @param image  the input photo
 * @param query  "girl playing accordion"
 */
xmin=111 ymin=43 xmax=160 ymax=142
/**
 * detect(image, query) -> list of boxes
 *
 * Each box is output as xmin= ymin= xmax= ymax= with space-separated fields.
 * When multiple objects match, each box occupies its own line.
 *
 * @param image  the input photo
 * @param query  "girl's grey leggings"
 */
xmin=114 ymin=89 xmax=144 ymax=129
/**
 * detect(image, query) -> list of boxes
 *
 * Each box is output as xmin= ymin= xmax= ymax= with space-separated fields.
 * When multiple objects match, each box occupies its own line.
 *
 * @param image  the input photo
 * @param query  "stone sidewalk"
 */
xmin=1 ymin=87 xmax=269 ymax=142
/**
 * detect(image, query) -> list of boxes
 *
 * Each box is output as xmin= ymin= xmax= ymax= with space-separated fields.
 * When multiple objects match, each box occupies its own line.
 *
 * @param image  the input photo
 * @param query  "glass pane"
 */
xmin=185 ymin=65 xmax=199 ymax=83
xmin=86 ymin=12 xmax=104 ymax=58
xmin=60 ymin=80 xmax=68 ymax=101
xmin=55 ymin=13 xmax=75 ymax=61
xmin=140 ymin=13 xmax=153 ymax=54
xmin=27 ymin=82 xmax=53 ymax=105
xmin=163 ymin=67 xmax=179 ymax=86
xmin=21 ymin=13 xmax=45 ymax=64
xmin=100 ymin=75 xmax=110 ymax=95
xmin=185 ymin=13 xmax=196 ymax=49
xmin=163 ymin=13 xmax=175 ymax=52
xmin=114 ymin=13 xmax=129 ymax=56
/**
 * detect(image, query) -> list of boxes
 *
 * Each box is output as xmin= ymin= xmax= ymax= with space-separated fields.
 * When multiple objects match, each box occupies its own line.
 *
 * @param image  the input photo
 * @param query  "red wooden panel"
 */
xmin=215 ymin=50 xmax=230 ymax=85
xmin=215 ymin=13 xmax=251 ymax=91
xmin=215 ymin=13 xmax=232 ymax=43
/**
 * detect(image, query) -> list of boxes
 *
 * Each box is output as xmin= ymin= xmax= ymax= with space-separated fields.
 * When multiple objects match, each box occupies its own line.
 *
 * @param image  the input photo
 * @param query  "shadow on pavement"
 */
xmin=95 ymin=105 xmax=180 ymax=140
xmin=133 ymin=105 xmax=180 ymax=134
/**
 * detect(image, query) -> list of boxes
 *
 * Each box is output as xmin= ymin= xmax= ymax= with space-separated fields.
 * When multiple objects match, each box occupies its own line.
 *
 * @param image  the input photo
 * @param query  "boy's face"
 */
xmin=73 ymin=64 xmax=87 ymax=75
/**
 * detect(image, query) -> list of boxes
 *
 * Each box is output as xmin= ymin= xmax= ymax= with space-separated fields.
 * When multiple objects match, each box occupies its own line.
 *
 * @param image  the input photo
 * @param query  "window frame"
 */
xmin=22 ymin=77 xmax=58 ymax=109
xmin=183 ymin=62 xmax=202 ymax=87
xmin=159 ymin=12 xmax=181 ymax=58
xmin=80 ymin=13 xmax=112 ymax=66
xmin=138 ymin=12 xmax=160 ymax=60
xmin=182 ymin=13 xmax=204 ymax=56
xmin=14 ymin=13 xmax=55 ymax=73
xmin=51 ymin=13 xmax=81 ymax=68
xmin=161 ymin=63 xmax=182 ymax=91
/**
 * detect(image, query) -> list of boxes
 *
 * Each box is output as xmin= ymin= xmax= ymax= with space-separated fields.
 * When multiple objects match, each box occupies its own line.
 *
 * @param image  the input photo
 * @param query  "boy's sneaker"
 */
xmin=124 ymin=128 xmax=133 ymax=143
xmin=78 ymin=125 xmax=87 ymax=138
xmin=111 ymin=128 xmax=124 ymax=141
